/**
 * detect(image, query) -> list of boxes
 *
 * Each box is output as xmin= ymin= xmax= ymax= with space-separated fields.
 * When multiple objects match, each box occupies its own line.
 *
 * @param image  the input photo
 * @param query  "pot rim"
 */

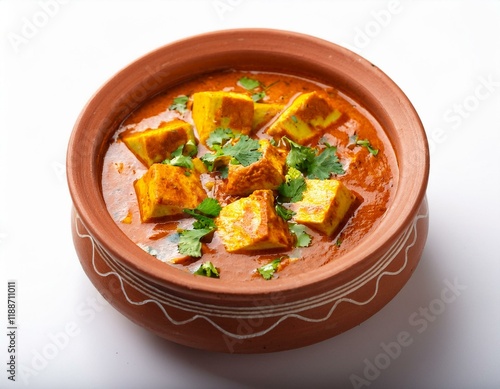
xmin=67 ymin=28 xmax=429 ymax=300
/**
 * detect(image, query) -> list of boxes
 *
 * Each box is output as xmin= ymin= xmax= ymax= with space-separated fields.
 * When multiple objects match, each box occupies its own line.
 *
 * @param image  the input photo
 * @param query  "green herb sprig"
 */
xmin=194 ymin=261 xmax=220 ymax=278
xmin=201 ymin=130 xmax=263 ymax=175
xmin=288 ymin=223 xmax=312 ymax=247
xmin=177 ymin=198 xmax=222 ymax=258
xmin=284 ymin=137 xmax=345 ymax=179
xmin=161 ymin=143 xmax=198 ymax=175
xmin=257 ymin=258 xmax=283 ymax=280
xmin=169 ymin=95 xmax=189 ymax=112
xmin=275 ymin=167 xmax=312 ymax=247
xmin=349 ymin=134 xmax=379 ymax=156
xmin=238 ymin=77 xmax=267 ymax=103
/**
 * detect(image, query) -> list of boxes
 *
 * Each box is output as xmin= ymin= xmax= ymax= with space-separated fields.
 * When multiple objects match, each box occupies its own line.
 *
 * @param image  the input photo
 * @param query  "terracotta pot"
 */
xmin=67 ymin=29 xmax=429 ymax=353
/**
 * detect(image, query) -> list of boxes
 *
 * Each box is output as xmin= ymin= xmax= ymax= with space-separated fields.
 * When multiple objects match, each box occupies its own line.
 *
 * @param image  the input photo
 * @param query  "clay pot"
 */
xmin=67 ymin=29 xmax=429 ymax=353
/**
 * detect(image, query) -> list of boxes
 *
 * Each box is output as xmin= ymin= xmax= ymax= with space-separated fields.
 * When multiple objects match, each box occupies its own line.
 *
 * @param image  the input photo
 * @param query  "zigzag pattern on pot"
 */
xmin=75 ymin=205 xmax=428 ymax=340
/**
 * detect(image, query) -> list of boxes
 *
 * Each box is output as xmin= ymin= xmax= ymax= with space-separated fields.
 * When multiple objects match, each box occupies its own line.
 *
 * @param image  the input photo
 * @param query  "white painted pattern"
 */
xmin=75 ymin=204 xmax=428 ymax=339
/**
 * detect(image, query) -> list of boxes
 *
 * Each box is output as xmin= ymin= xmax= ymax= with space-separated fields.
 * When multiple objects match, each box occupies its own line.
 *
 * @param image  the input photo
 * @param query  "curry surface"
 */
xmin=102 ymin=70 xmax=398 ymax=281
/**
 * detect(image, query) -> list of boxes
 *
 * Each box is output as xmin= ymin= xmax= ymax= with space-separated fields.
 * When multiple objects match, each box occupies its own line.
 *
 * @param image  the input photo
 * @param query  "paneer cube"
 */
xmin=134 ymin=164 xmax=207 ymax=222
xmin=266 ymin=91 xmax=342 ymax=145
xmin=121 ymin=120 xmax=195 ymax=167
xmin=225 ymin=140 xmax=286 ymax=196
xmin=216 ymin=190 xmax=295 ymax=253
xmin=192 ymin=91 xmax=254 ymax=146
xmin=252 ymin=102 xmax=284 ymax=130
xmin=290 ymin=179 xmax=356 ymax=236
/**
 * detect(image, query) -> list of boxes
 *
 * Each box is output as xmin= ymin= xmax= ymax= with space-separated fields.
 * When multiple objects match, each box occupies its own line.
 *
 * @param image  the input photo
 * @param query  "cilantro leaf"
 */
xmin=349 ymin=134 xmax=379 ymax=156
xmin=184 ymin=139 xmax=198 ymax=156
xmin=251 ymin=91 xmax=266 ymax=102
xmin=200 ymin=147 xmax=220 ymax=170
xmin=162 ymin=143 xmax=196 ymax=170
xmin=285 ymin=138 xmax=316 ymax=172
xmin=238 ymin=76 xmax=260 ymax=90
xmin=276 ymin=204 xmax=295 ymax=221
xmin=183 ymin=198 xmax=222 ymax=229
xmin=195 ymin=198 xmax=222 ymax=217
xmin=206 ymin=128 xmax=235 ymax=148
xmin=285 ymin=166 xmax=302 ymax=180
xmin=170 ymin=144 xmax=184 ymax=157
xmin=356 ymin=139 xmax=379 ymax=156
xmin=178 ymin=228 xmax=212 ymax=257
xmin=283 ymin=137 xmax=345 ymax=179
xmin=201 ymin=135 xmax=262 ymax=172
xmin=193 ymin=217 xmax=215 ymax=230
xmin=221 ymin=135 xmax=262 ymax=167
xmin=219 ymin=165 xmax=229 ymax=179
xmin=168 ymin=154 xmax=194 ymax=170
xmin=194 ymin=261 xmax=220 ymax=278
xmin=200 ymin=153 xmax=231 ymax=174
xmin=308 ymin=145 xmax=344 ymax=178
xmin=169 ymin=95 xmax=189 ymax=112
xmin=183 ymin=210 xmax=216 ymax=229
xmin=278 ymin=174 xmax=306 ymax=203
xmin=257 ymin=258 xmax=282 ymax=280
xmin=289 ymin=223 xmax=312 ymax=247
xmin=179 ymin=199 xmax=222 ymax=257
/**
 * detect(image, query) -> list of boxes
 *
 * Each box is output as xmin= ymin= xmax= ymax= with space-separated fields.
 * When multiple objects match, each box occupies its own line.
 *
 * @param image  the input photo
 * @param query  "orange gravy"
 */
xmin=102 ymin=70 xmax=398 ymax=281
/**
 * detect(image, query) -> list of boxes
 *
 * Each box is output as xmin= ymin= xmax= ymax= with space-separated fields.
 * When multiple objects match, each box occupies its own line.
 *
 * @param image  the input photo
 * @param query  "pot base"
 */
xmin=71 ymin=198 xmax=428 ymax=353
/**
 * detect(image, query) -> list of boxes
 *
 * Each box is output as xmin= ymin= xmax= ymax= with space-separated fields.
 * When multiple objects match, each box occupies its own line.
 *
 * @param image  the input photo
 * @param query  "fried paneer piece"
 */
xmin=225 ymin=140 xmax=287 ymax=196
xmin=290 ymin=179 xmax=356 ymax=236
xmin=266 ymin=91 xmax=342 ymax=145
xmin=252 ymin=102 xmax=284 ymax=130
xmin=192 ymin=91 xmax=254 ymax=146
xmin=216 ymin=190 xmax=295 ymax=253
xmin=121 ymin=120 xmax=195 ymax=167
xmin=134 ymin=164 xmax=207 ymax=222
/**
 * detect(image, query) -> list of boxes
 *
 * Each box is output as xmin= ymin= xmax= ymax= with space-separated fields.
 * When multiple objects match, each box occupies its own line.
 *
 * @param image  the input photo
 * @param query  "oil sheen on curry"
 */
xmin=102 ymin=71 xmax=398 ymax=281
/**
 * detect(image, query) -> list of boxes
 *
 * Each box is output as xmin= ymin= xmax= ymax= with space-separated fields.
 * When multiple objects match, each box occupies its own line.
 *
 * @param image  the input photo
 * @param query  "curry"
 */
xmin=101 ymin=70 xmax=397 ymax=281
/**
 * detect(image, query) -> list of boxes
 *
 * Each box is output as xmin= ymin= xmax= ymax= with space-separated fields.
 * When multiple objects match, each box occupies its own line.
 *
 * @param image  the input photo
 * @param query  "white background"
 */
xmin=1 ymin=1 xmax=500 ymax=388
